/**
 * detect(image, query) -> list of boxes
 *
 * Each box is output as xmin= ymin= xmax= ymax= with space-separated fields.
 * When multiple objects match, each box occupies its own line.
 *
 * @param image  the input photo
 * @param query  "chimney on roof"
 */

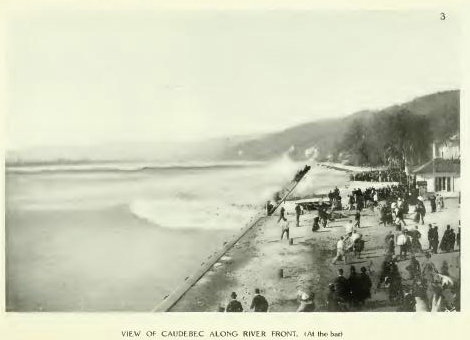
xmin=432 ymin=142 xmax=437 ymax=160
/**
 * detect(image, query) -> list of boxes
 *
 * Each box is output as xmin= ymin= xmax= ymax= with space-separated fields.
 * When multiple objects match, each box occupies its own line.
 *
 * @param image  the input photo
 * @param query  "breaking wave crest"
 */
xmin=128 ymin=199 xmax=259 ymax=231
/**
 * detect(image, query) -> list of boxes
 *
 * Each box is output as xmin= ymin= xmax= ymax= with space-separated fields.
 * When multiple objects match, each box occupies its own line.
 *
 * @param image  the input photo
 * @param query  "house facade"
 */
xmin=413 ymin=134 xmax=460 ymax=196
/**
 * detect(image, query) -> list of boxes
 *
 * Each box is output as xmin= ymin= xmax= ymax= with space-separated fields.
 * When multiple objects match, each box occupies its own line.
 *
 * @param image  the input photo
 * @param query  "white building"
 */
xmin=413 ymin=134 xmax=460 ymax=195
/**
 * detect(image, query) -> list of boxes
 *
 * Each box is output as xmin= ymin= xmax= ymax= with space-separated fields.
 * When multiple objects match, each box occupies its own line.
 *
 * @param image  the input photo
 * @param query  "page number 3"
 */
xmin=440 ymin=12 xmax=446 ymax=20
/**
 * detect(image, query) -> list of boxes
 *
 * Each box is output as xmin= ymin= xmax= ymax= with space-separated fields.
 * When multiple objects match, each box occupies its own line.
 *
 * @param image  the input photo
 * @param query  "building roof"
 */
xmin=413 ymin=158 xmax=460 ymax=175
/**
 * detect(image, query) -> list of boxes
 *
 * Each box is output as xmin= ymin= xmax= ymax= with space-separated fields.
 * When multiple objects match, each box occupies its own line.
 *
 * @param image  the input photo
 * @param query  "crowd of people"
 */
xmin=327 ymin=187 xmax=342 ymax=210
xmin=222 ymin=165 xmax=460 ymax=312
xmin=311 ymin=177 xmax=460 ymax=312
xmin=376 ymin=252 xmax=459 ymax=311
xmin=327 ymin=267 xmax=372 ymax=311
xmin=336 ymin=184 xmax=459 ymax=311
xmin=350 ymin=169 xmax=408 ymax=183
xmin=347 ymin=184 xmax=414 ymax=213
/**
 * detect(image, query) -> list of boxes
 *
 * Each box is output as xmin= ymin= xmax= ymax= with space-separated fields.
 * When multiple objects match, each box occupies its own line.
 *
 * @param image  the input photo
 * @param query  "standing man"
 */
xmin=396 ymin=230 xmax=408 ymax=260
xmin=295 ymin=204 xmax=302 ymax=227
xmin=432 ymin=226 xmax=439 ymax=254
xmin=427 ymin=224 xmax=434 ymax=251
xmin=334 ymin=186 xmax=340 ymax=198
xmin=429 ymin=194 xmax=437 ymax=213
xmin=225 ymin=292 xmax=243 ymax=312
xmin=410 ymin=226 xmax=422 ymax=253
xmin=373 ymin=191 xmax=379 ymax=205
xmin=333 ymin=268 xmax=350 ymax=306
xmin=354 ymin=210 xmax=361 ymax=228
xmin=280 ymin=219 xmax=290 ymax=241
xmin=278 ymin=206 xmax=287 ymax=222
xmin=417 ymin=199 xmax=426 ymax=225
xmin=332 ymin=236 xmax=346 ymax=264
xmin=396 ymin=207 xmax=407 ymax=226
xmin=352 ymin=233 xmax=365 ymax=259
xmin=266 ymin=201 xmax=274 ymax=216
xmin=358 ymin=267 xmax=372 ymax=307
xmin=318 ymin=207 xmax=329 ymax=228
xmin=348 ymin=266 xmax=361 ymax=308
xmin=250 ymin=288 xmax=269 ymax=312
xmin=348 ymin=195 xmax=354 ymax=211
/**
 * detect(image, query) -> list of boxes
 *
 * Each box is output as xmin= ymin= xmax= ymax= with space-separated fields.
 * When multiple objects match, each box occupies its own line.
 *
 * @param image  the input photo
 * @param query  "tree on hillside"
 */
xmin=379 ymin=109 xmax=431 ymax=169
xmin=337 ymin=109 xmax=432 ymax=168
xmin=339 ymin=119 xmax=370 ymax=165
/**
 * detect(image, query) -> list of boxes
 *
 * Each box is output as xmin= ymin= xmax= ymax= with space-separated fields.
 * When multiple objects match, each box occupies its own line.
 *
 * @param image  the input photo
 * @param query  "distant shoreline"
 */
xmin=317 ymin=161 xmax=387 ymax=173
xmin=5 ymin=160 xmax=265 ymax=174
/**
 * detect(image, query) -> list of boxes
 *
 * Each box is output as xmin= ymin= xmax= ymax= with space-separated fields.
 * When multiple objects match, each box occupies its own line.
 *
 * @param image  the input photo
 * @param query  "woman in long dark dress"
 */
xmin=388 ymin=260 xmax=403 ymax=305
xmin=440 ymin=225 xmax=452 ymax=252
xmin=448 ymin=229 xmax=456 ymax=251
xmin=432 ymin=227 xmax=439 ymax=254
xmin=378 ymin=255 xmax=393 ymax=288
xmin=358 ymin=267 xmax=372 ymax=306
xmin=348 ymin=266 xmax=362 ymax=308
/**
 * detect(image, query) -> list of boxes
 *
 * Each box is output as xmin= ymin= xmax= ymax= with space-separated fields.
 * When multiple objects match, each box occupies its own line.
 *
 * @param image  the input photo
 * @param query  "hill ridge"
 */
xmin=222 ymin=89 xmax=459 ymax=166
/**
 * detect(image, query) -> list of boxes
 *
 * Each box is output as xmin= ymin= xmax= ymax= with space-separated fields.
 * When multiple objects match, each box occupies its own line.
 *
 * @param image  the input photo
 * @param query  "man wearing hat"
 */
xmin=250 ymin=288 xmax=269 ymax=312
xmin=225 ymin=292 xmax=243 ymax=312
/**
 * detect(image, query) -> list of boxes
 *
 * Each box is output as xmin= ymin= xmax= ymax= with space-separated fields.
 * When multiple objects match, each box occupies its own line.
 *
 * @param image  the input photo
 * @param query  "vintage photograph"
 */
xmin=4 ymin=8 xmax=461 ymax=313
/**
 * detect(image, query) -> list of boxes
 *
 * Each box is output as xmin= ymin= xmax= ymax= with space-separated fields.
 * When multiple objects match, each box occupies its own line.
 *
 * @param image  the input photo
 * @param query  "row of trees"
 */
xmin=335 ymin=109 xmax=434 ymax=170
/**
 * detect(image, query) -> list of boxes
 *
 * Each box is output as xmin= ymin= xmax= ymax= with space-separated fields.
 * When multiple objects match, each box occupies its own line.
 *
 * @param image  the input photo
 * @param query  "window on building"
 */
xmin=435 ymin=176 xmax=452 ymax=192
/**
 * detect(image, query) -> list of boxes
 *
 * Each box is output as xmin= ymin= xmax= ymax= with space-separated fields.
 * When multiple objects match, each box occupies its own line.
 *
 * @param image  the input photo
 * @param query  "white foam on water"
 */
xmin=129 ymin=199 xmax=258 ymax=231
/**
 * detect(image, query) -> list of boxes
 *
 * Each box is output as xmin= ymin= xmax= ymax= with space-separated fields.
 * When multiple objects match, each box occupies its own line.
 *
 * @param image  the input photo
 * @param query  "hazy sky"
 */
xmin=6 ymin=9 xmax=460 ymax=150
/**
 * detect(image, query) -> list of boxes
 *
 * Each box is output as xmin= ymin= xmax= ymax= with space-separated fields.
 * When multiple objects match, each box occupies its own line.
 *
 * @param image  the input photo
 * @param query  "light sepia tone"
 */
xmin=0 ymin=2 xmax=468 ymax=339
xmin=0 ymin=7 xmax=468 ymax=339
xmin=1 ymin=0 xmax=469 ymax=339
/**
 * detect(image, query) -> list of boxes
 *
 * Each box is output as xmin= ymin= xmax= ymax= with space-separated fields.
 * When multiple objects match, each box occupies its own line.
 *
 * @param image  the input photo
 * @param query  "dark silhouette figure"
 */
xmin=250 ymin=288 xmax=269 ymax=312
xmin=226 ymin=292 xmax=243 ymax=312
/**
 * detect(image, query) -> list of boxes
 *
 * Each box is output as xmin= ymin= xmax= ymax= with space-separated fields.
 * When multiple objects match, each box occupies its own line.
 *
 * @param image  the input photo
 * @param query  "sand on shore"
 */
xmin=169 ymin=188 xmax=460 ymax=312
